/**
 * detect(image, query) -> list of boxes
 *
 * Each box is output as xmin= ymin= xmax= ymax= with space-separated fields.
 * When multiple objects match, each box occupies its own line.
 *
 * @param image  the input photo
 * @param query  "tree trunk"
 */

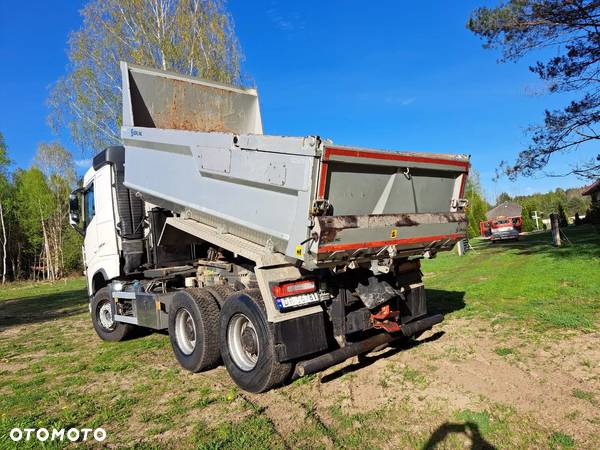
xmin=16 ymin=242 xmax=22 ymax=280
xmin=41 ymin=218 xmax=53 ymax=281
xmin=0 ymin=200 xmax=6 ymax=284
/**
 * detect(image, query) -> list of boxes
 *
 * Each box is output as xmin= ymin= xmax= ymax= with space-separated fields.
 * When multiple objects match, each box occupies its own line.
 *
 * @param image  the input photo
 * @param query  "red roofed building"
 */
xmin=582 ymin=179 xmax=600 ymax=204
xmin=582 ymin=179 xmax=600 ymax=225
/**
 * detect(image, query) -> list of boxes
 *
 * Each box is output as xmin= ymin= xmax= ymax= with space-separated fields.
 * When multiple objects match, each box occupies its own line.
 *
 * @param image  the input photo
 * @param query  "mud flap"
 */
xmin=400 ymin=283 xmax=428 ymax=324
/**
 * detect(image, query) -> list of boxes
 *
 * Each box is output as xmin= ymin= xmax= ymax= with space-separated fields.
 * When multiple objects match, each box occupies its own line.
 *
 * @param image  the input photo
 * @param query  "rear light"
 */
xmin=272 ymin=279 xmax=317 ymax=298
xmin=272 ymin=279 xmax=320 ymax=311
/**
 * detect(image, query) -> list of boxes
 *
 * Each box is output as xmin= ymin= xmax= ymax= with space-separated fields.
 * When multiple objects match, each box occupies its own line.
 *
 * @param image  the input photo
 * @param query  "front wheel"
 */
xmin=91 ymin=287 xmax=134 ymax=342
xmin=219 ymin=290 xmax=292 ymax=393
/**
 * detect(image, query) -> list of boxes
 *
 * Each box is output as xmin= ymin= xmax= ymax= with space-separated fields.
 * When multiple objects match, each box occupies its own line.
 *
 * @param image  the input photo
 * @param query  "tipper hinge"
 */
xmin=310 ymin=199 xmax=331 ymax=216
xmin=451 ymin=198 xmax=469 ymax=210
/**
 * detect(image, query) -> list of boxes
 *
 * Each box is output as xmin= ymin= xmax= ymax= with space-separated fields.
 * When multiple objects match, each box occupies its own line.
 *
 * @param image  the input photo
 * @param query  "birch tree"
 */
xmin=0 ymin=132 xmax=10 ymax=284
xmin=34 ymin=143 xmax=77 ymax=278
xmin=48 ymin=0 xmax=243 ymax=154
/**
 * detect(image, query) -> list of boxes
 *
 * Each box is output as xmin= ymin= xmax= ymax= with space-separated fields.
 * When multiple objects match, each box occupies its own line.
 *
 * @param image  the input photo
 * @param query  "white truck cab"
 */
xmin=71 ymin=147 xmax=144 ymax=296
xmin=79 ymin=163 xmax=120 ymax=295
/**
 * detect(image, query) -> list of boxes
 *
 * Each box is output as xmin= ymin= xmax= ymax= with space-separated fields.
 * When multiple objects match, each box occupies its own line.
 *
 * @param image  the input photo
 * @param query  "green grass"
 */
xmin=0 ymin=279 xmax=270 ymax=448
xmin=572 ymin=388 xmax=595 ymax=403
xmin=0 ymin=277 xmax=88 ymax=330
xmin=424 ymin=224 xmax=600 ymax=331
xmin=453 ymin=409 xmax=491 ymax=434
xmin=549 ymin=431 xmax=576 ymax=449
xmin=494 ymin=347 xmax=516 ymax=356
xmin=194 ymin=414 xmax=285 ymax=450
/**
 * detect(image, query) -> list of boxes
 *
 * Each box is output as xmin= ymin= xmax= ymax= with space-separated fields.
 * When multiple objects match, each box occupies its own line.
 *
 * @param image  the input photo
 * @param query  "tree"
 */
xmin=0 ymin=134 xmax=83 ymax=282
xmin=0 ymin=132 xmax=10 ymax=284
xmin=34 ymin=143 xmax=77 ymax=279
xmin=14 ymin=168 xmax=54 ymax=280
xmin=48 ymin=0 xmax=243 ymax=154
xmin=464 ymin=171 xmax=489 ymax=238
xmin=468 ymin=1 xmax=600 ymax=180
xmin=496 ymin=192 xmax=512 ymax=205
xmin=557 ymin=202 xmax=569 ymax=227
xmin=520 ymin=202 xmax=535 ymax=232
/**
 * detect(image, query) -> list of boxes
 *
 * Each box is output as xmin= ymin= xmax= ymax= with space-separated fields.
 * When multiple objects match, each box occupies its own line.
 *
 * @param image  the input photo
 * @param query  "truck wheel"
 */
xmin=168 ymin=288 xmax=221 ymax=372
xmin=219 ymin=290 xmax=292 ymax=393
xmin=91 ymin=287 xmax=134 ymax=342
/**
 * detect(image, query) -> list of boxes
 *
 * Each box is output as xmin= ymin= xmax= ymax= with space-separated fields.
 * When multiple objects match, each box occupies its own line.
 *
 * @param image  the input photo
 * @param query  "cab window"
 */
xmin=84 ymin=184 xmax=95 ymax=228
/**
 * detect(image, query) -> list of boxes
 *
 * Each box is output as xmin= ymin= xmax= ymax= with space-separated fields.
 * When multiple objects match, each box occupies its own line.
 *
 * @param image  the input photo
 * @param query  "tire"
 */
xmin=91 ymin=287 xmax=134 ymax=342
xmin=204 ymin=284 xmax=236 ymax=308
xmin=219 ymin=290 xmax=292 ymax=393
xmin=168 ymin=288 xmax=221 ymax=372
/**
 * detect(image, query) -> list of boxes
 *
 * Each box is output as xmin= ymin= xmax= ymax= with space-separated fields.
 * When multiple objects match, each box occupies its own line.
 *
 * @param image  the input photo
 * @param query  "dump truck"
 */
xmin=69 ymin=62 xmax=469 ymax=393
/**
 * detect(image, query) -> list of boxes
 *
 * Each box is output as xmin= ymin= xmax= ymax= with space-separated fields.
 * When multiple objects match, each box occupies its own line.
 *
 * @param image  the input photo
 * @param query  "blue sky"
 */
xmin=0 ymin=0 xmax=596 ymax=202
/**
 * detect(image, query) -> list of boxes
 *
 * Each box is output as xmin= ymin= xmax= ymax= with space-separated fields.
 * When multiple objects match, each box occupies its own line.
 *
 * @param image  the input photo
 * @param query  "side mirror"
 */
xmin=69 ymin=193 xmax=80 ymax=225
xmin=69 ymin=190 xmax=84 ymax=236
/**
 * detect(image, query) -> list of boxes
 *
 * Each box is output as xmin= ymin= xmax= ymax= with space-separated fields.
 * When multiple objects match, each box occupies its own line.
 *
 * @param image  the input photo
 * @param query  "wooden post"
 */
xmin=550 ymin=213 xmax=561 ymax=247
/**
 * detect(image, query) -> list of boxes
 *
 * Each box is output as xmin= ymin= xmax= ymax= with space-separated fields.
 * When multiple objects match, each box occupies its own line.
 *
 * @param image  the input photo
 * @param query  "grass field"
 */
xmin=425 ymin=225 xmax=600 ymax=331
xmin=0 ymin=225 xmax=599 ymax=449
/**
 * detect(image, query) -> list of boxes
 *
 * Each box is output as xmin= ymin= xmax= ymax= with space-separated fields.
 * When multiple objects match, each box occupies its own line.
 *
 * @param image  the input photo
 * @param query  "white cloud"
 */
xmin=266 ymin=3 xmax=305 ymax=32
xmin=75 ymin=158 xmax=92 ymax=168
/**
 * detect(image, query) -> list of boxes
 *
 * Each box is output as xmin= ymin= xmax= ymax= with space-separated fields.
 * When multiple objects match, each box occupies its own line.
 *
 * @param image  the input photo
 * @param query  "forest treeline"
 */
xmin=0 ymin=132 xmax=82 ymax=283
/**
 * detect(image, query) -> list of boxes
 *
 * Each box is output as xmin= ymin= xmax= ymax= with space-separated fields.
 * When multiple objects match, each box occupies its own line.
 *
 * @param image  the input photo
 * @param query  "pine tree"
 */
xmin=520 ymin=204 xmax=535 ymax=232
xmin=557 ymin=203 xmax=569 ymax=228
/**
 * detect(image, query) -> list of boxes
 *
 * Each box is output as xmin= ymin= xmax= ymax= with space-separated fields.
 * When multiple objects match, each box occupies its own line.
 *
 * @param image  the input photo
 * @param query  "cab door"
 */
xmin=83 ymin=182 xmax=99 ymax=281
xmin=83 ymin=165 xmax=121 ymax=293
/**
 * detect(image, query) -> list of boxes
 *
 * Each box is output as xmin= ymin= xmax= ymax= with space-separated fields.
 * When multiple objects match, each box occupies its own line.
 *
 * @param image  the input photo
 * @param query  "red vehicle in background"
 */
xmin=480 ymin=202 xmax=523 ymax=241
xmin=480 ymin=216 xmax=521 ymax=241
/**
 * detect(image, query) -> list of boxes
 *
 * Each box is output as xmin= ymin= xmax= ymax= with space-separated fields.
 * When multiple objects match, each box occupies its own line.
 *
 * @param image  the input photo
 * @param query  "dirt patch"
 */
xmin=244 ymin=389 xmax=309 ymax=438
xmin=303 ymin=318 xmax=599 ymax=447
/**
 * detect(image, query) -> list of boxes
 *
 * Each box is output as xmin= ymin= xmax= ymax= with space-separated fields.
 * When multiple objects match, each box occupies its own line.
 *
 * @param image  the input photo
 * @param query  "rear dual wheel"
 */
xmin=219 ymin=290 xmax=292 ymax=393
xmin=168 ymin=287 xmax=292 ymax=392
xmin=168 ymin=288 xmax=221 ymax=372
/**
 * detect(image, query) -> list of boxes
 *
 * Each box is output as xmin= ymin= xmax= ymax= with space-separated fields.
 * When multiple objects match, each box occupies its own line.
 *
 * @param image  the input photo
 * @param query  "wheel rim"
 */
xmin=175 ymin=308 xmax=197 ymax=355
xmin=227 ymin=313 xmax=259 ymax=371
xmin=97 ymin=300 xmax=115 ymax=331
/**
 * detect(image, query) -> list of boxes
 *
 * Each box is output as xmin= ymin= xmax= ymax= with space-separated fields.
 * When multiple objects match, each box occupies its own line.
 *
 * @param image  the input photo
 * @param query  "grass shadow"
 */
xmin=319 ymin=331 xmax=445 ymax=384
xmin=426 ymin=289 xmax=466 ymax=316
xmin=0 ymin=286 xmax=88 ymax=330
xmin=422 ymin=421 xmax=496 ymax=449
